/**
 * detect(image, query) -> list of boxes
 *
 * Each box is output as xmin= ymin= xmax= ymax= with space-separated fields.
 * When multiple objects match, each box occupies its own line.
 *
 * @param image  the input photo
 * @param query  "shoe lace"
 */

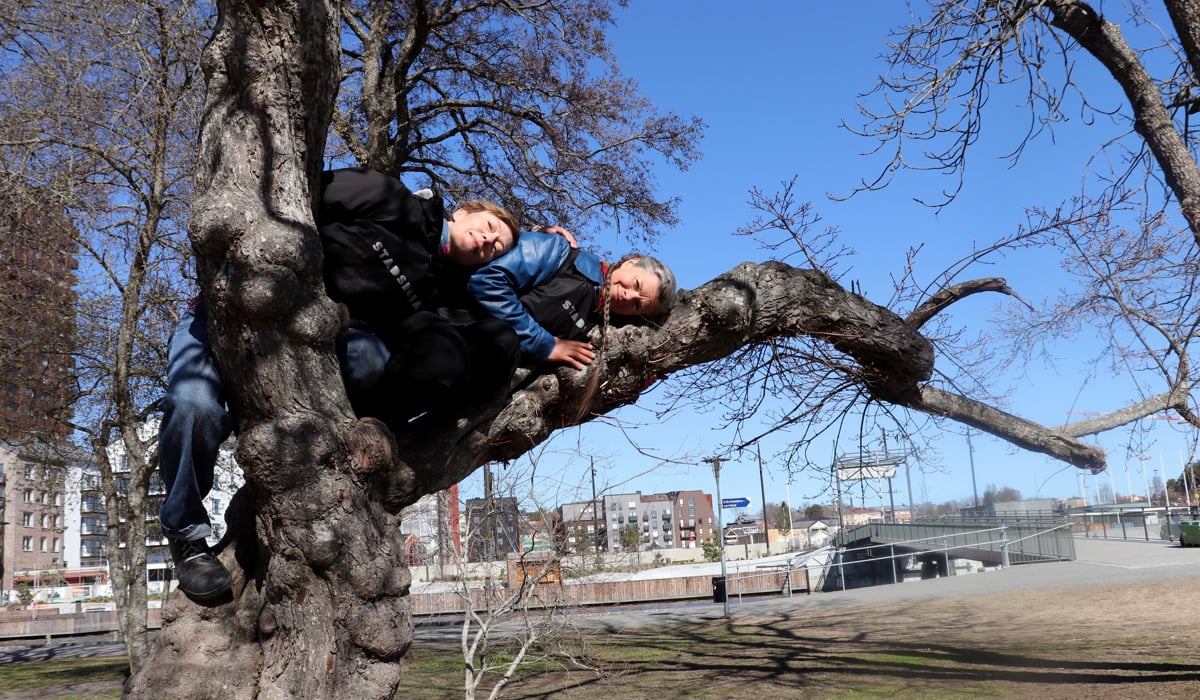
xmin=177 ymin=538 xmax=212 ymax=563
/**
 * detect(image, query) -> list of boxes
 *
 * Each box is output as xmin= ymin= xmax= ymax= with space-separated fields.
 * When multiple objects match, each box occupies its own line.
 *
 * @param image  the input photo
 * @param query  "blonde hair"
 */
xmin=455 ymin=200 xmax=521 ymax=248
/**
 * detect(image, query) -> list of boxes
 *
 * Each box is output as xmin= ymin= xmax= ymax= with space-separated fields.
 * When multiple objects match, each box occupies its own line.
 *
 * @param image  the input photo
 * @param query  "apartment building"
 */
xmin=463 ymin=495 xmax=522 ymax=562
xmin=0 ymin=441 xmax=68 ymax=594
xmin=599 ymin=489 xmax=718 ymax=552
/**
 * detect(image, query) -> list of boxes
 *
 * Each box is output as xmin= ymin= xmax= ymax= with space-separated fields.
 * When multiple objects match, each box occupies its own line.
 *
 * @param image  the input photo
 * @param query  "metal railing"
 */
xmin=828 ymin=518 xmax=1075 ymax=591
xmin=1069 ymin=505 xmax=1198 ymax=542
xmin=718 ymin=557 xmax=812 ymax=603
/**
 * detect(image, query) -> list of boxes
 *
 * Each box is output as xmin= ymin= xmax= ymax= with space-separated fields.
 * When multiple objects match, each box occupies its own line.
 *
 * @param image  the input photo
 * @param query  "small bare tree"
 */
xmin=0 ymin=0 xmax=207 ymax=673
xmin=453 ymin=463 xmax=589 ymax=700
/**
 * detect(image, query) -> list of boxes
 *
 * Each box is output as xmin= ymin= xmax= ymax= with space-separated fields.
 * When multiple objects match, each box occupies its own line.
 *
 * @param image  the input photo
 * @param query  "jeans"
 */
xmin=157 ymin=301 xmax=233 ymax=541
xmin=339 ymin=328 xmax=390 ymax=404
xmin=158 ymin=302 xmax=390 ymax=540
xmin=154 ymin=303 xmax=511 ymax=540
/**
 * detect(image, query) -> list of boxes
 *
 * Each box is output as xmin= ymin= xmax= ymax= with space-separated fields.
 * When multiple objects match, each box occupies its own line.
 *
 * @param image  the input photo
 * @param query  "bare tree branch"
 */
xmin=906 ymin=277 xmax=1028 ymax=330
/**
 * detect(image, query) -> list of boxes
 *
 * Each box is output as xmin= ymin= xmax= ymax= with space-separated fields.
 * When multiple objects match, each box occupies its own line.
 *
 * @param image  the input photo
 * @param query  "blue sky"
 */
xmin=465 ymin=3 xmax=1196 ymax=513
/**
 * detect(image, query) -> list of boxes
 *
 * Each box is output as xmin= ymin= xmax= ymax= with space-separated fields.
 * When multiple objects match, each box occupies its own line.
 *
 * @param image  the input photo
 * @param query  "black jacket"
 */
xmin=318 ymin=168 xmax=474 ymax=345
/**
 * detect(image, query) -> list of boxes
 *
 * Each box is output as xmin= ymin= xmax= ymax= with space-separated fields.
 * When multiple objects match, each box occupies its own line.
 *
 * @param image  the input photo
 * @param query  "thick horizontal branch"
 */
xmin=915 ymin=386 xmax=1106 ymax=473
xmin=395 ymin=260 xmax=1110 ymax=500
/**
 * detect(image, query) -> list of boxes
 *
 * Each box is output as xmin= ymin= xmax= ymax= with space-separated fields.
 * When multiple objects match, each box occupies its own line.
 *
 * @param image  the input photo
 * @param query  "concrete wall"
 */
xmin=407 ymin=543 xmax=801 ymax=582
xmin=1 ymin=569 xmax=809 ymax=639
xmin=0 ymin=607 xmax=162 ymax=639
xmin=411 ymin=568 xmax=808 ymax=616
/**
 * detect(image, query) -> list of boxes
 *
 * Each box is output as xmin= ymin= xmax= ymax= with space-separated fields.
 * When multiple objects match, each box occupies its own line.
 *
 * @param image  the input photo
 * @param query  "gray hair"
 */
xmin=613 ymin=253 xmax=677 ymax=318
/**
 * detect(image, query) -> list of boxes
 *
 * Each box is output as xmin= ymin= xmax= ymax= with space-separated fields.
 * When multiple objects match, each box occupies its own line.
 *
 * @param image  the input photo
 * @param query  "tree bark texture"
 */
xmin=127 ymin=2 xmax=1110 ymax=697
xmin=396 ymin=262 xmax=1106 ymax=509
xmin=127 ymin=1 xmax=413 ymax=698
xmin=1046 ymin=0 xmax=1200 ymax=243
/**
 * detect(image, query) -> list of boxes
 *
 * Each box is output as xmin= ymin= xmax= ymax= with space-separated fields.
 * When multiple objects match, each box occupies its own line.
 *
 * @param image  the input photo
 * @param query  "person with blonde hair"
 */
xmin=157 ymin=168 xmax=521 ymax=602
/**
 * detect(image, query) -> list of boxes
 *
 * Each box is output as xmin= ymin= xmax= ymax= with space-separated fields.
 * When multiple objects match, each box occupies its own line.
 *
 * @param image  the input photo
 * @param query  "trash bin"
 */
xmin=712 ymin=576 xmax=727 ymax=603
xmin=1179 ymin=520 xmax=1200 ymax=547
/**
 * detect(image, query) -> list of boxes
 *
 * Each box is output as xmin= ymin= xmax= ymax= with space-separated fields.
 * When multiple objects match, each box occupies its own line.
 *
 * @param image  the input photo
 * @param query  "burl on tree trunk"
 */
xmin=127 ymin=1 xmax=1106 ymax=698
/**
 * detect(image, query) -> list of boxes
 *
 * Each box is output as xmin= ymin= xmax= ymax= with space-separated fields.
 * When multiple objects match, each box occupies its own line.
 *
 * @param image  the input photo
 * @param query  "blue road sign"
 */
xmin=721 ymin=497 xmax=751 ymax=509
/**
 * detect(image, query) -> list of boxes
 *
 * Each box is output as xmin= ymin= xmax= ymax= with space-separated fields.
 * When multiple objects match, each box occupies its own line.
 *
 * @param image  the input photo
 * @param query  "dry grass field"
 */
xmin=393 ymin=575 xmax=1200 ymax=699
xmin=6 ymin=544 xmax=1199 ymax=699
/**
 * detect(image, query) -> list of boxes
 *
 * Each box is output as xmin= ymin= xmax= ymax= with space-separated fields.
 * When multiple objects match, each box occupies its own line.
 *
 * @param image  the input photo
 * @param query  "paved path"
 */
xmin=562 ymin=536 xmax=1200 ymax=634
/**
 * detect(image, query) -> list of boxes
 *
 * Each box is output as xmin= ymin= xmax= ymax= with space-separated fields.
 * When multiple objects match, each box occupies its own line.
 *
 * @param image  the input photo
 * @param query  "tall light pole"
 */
xmin=590 ymin=457 xmax=599 ymax=557
xmin=704 ymin=456 xmax=730 ymax=620
xmin=785 ymin=478 xmax=796 ymax=552
xmin=757 ymin=444 xmax=770 ymax=555
xmin=966 ymin=429 xmax=979 ymax=510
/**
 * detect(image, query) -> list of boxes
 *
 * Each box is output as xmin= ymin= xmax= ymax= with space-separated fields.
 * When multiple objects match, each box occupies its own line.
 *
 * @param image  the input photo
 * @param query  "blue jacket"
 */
xmin=468 ymin=232 xmax=603 ymax=361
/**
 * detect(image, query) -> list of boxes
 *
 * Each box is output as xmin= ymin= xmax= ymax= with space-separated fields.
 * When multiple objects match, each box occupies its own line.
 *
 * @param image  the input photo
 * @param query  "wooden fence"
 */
xmin=411 ymin=567 xmax=808 ymax=616
xmin=2 ymin=568 xmax=808 ymax=639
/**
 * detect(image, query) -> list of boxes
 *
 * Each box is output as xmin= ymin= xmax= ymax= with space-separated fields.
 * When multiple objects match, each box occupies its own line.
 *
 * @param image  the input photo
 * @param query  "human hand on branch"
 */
xmin=548 ymin=337 xmax=594 ymax=369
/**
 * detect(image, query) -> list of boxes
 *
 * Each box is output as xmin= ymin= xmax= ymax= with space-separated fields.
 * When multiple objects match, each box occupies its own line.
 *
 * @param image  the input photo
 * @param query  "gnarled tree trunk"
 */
xmin=128 ymin=1 xmax=412 ymax=697
xmin=128 ymin=1 xmax=1108 ymax=697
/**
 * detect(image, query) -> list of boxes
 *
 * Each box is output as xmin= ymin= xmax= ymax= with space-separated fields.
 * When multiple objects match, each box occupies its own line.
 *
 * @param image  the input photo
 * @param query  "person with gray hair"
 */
xmin=468 ymin=229 xmax=677 ymax=369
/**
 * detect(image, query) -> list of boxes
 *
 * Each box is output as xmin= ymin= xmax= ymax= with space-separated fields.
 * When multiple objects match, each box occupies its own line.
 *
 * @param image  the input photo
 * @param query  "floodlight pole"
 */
xmin=757 ymin=444 xmax=770 ymax=555
xmin=967 ymin=429 xmax=980 ymax=509
xmin=705 ymin=456 xmax=731 ymax=619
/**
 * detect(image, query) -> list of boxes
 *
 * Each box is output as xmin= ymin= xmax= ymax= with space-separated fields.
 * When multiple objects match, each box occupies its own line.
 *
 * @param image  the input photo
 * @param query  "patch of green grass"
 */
xmin=1157 ymin=656 xmax=1194 ymax=665
xmin=590 ymin=640 xmax=675 ymax=664
xmin=0 ymin=656 xmax=127 ymax=691
xmin=41 ymin=691 xmax=123 ymax=700
xmin=829 ymin=685 xmax=1005 ymax=699
xmin=851 ymin=651 xmax=960 ymax=668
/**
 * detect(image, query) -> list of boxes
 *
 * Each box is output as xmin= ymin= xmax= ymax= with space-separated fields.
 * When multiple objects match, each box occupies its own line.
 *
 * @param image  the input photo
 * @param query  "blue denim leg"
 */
xmin=157 ymin=302 xmax=234 ymax=541
xmin=339 ymin=328 xmax=390 ymax=403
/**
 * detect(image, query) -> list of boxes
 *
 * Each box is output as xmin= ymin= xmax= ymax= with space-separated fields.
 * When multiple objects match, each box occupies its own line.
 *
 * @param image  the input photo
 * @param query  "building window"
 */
xmin=688 ymin=498 xmax=694 ymax=506
xmin=22 ymin=537 xmax=33 ymax=552
xmin=41 ymin=537 xmax=48 ymax=552
xmin=22 ymin=512 xmax=33 ymax=527
xmin=24 ymin=464 xmax=34 ymax=479
xmin=40 ymin=513 xmax=49 ymax=528
xmin=54 ymin=493 xmax=62 ymax=506
xmin=23 ymin=489 xmax=33 ymax=503
xmin=52 ymin=538 xmax=59 ymax=553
